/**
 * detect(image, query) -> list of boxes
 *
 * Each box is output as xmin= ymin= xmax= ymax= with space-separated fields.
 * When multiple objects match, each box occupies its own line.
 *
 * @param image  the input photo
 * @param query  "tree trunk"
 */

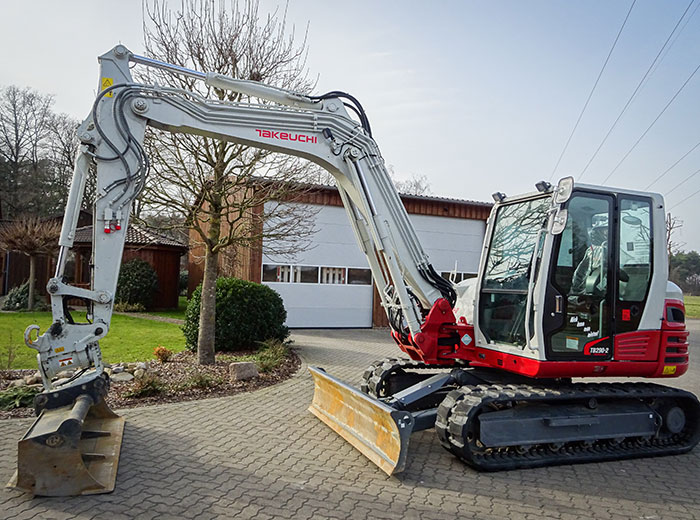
xmin=28 ymin=255 xmax=36 ymax=310
xmin=197 ymin=246 xmax=218 ymax=365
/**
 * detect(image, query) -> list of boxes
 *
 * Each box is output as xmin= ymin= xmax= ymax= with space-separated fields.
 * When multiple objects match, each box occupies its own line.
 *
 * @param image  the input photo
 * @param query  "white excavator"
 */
xmin=9 ymin=45 xmax=699 ymax=496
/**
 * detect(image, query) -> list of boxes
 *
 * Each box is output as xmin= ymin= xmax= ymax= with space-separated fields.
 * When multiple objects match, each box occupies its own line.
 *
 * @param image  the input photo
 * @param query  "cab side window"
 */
xmin=618 ymin=198 xmax=652 ymax=302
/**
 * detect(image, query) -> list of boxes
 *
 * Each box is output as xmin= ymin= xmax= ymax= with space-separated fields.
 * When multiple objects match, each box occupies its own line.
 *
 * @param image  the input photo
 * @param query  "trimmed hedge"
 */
xmin=183 ymin=277 xmax=288 ymax=352
xmin=116 ymin=258 xmax=159 ymax=309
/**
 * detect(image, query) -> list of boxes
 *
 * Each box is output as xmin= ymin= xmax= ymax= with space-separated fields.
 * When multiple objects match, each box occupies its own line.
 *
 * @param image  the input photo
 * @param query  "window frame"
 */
xmin=260 ymin=263 xmax=372 ymax=286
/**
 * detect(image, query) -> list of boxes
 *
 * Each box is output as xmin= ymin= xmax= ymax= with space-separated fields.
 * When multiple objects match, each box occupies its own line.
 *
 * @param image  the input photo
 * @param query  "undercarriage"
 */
xmin=354 ymin=358 xmax=700 ymax=471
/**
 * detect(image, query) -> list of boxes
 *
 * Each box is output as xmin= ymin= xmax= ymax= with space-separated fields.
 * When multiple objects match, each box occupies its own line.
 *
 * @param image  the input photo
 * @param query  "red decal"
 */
xmin=255 ymin=128 xmax=316 ymax=144
xmin=622 ymin=309 xmax=631 ymax=321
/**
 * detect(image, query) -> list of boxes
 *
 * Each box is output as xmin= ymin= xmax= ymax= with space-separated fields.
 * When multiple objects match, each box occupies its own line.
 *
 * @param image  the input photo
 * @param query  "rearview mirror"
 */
xmin=550 ymin=208 xmax=568 ymax=235
xmin=553 ymin=176 xmax=574 ymax=205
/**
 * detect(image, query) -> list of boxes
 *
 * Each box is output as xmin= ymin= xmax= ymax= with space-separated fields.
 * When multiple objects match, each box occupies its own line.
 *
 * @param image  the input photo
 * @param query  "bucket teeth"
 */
xmin=308 ymin=366 xmax=414 ymax=475
xmin=7 ymin=396 xmax=125 ymax=496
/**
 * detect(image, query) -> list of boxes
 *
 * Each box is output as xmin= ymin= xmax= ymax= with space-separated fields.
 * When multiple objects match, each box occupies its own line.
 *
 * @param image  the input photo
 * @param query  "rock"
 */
xmin=53 ymin=378 xmax=70 ymax=387
xmin=104 ymin=367 xmax=113 ymax=376
xmin=229 ymin=362 xmax=259 ymax=382
xmin=133 ymin=369 xmax=145 ymax=379
xmin=9 ymin=379 xmax=27 ymax=388
xmin=28 ymin=384 xmax=44 ymax=390
xmin=111 ymin=372 xmax=134 ymax=383
xmin=136 ymin=362 xmax=148 ymax=371
xmin=56 ymin=370 xmax=75 ymax=379
xmin=127 ymin=363 xmax=138 ymax=372
xmin=24 ymin=373 xmax=42 ymax=385
xmin=112 ymin=366 xmax=124 ymax=374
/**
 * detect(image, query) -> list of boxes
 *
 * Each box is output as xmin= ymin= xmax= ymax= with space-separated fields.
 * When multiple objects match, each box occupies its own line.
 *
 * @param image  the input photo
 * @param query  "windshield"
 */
xmin=483 ymin=197 xmax=550 ymax=291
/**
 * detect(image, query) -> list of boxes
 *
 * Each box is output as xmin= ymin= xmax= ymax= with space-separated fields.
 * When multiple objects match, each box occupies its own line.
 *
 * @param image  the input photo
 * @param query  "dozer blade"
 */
xmin=308 ymin=366 xmax=414 ymax=475
xmin=7 ymin=395 xmax=125 ymax=496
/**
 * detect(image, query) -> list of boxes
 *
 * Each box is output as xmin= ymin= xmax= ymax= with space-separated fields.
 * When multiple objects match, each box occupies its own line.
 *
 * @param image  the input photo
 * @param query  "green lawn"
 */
xmin=684 ymin=295 xmax=700 ymax=320
xmin=150 ymin=296 xmax=189 ymax=320
xmin=0 ymin=311 xmax=186 ymax=370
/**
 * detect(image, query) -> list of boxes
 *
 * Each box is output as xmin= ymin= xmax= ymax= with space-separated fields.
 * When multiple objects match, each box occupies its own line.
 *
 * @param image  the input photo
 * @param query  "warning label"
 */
xmin=101 ymin=77 xmax=114 ymax=97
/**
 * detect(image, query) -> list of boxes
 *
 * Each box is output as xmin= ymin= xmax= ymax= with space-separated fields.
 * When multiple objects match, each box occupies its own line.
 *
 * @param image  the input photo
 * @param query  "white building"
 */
xmin=189 ymin=185 xmax=491 ymax=328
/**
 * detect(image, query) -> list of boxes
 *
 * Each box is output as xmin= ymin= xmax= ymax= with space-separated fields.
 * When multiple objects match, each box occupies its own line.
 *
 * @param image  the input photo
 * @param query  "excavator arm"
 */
xmin=27 ymin=44 xmax=453 ymax=391
xmin=11 ymin=45 xmax=456 ymax=494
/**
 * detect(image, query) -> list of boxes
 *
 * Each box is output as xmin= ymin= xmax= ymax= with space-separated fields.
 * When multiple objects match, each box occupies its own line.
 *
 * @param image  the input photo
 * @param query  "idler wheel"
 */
xmin=664 ymin=406 xmax=686 ymax=434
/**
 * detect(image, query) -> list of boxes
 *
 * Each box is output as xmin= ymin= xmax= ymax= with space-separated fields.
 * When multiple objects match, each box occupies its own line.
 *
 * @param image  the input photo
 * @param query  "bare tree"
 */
xmin=387 ymin=165 xmax=432 ymax=196
xmin=0 ymin=217 xmax=60 ymax=309
xmin=0 ymin=86 xmax=54 ymax=218
xmin=666 ymin=212 xmax=684 ymax=269
xmin=140 ymin=0 xmax=318 ymax=364
xmin=44 ymin=112 xmax=96 ymax=215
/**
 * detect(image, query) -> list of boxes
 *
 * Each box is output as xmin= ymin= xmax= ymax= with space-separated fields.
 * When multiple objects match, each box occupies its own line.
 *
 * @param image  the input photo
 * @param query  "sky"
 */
xmin=2 ymin=0 xmax=700 ymax=249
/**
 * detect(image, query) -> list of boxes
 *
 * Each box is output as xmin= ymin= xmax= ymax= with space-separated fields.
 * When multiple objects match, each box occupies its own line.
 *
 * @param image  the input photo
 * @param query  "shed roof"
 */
xmin=74 ymin=223 xmax=186 ymax=250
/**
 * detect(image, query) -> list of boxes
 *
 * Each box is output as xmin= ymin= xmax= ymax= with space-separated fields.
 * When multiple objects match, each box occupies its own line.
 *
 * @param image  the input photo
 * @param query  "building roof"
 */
xmin=302 ymin=181 xmax=492 ymax=208
xmin=74 ymin=223 xmax=187 ymax=249
xmin=285 ymin=182 xmax=492 ymax=221
xmin=396 ymin=191 xmax=492 ymax=207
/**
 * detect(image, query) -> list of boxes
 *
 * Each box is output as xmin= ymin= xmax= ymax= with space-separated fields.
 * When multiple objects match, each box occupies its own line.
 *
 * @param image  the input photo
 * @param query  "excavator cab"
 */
xmin=474 ymin=178 xmax=668 ymax=374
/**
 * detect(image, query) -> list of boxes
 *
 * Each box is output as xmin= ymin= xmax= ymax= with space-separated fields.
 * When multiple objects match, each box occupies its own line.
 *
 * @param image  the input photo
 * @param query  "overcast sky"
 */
xmin=2 ymin=0 xmax=700 ymax=249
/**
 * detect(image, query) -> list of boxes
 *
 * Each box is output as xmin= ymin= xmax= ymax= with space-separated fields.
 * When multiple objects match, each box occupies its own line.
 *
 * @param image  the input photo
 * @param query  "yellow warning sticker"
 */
xmin=101 ymin=77 xmax=114 ymax=97
xmin=662 ymin=365 xmax=677 ymax=375
xmin=54 ymin=347 xmax=65 ymax=353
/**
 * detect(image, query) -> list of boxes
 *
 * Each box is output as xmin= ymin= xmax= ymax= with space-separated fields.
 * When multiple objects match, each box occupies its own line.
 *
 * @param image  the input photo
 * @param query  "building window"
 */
xmin=294 ymin=266 xmax=320 ymax=283
xmin=262 ymin=264 xmax=292 ymax=282
xmin=347 ymin=268 xmax=372 ymax=285
xmin=262 ymin=264 xmax=278 ymax=282
xmin=320 ymin=267 xmax=346 ymax=284
xmin=262 ymin=264 xmax=371 ymax=285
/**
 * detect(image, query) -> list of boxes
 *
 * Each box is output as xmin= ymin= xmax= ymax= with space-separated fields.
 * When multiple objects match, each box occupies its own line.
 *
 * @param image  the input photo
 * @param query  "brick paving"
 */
xmin=1 ymin=324 xmax=700 ymax=519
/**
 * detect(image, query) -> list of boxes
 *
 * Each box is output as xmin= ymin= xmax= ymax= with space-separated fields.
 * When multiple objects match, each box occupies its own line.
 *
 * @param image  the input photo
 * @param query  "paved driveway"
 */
xmin=1 ymin=324 xmax=700 ymax=519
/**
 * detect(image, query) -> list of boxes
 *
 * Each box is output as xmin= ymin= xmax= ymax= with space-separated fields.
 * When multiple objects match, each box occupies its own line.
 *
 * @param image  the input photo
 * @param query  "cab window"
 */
xmin=479 ymin=197 xmax=549 ymax=347
xmin=618 ymin=198 xmax=652 ymax=301
xmin=549 ymin=193 xmax=612 ymax=355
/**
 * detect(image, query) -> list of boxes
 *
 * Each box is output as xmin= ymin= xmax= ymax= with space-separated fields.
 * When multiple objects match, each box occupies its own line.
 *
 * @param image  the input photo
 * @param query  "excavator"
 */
xmin=8 ymin=44 xmax=699 ymax=496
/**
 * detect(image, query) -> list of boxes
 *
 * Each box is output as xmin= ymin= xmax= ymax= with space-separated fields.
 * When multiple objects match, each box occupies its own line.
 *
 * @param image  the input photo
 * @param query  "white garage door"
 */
xmin=261 ymin=204 xmax=374 ymax=328
xmin=264 ymin=282 xmax=373 ymax=328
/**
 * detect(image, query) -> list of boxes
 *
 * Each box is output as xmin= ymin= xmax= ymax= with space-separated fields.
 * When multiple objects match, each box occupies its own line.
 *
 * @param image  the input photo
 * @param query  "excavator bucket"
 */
xmin=308 ymin=366 xmax=414 ymax=475
xmin=7 ymin=395 xmax=125 ymax=496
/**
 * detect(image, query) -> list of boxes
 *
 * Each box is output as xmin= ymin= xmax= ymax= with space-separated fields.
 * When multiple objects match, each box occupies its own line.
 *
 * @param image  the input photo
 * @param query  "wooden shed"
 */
xmin=0 ymin=210 xmax=92 ymax=297
xmin=72 ymin=223 xmax=187 ymax=309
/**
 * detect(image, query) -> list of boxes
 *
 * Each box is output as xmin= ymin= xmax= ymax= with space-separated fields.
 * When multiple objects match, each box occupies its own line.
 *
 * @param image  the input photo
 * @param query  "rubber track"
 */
xmin=435 ymin=382 xmax=700 ymax=471
xmin=360 ymin=358 xmax=453 ymax=398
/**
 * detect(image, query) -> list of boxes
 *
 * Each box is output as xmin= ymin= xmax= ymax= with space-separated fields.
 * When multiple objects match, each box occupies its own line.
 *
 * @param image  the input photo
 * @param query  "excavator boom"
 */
xmin=10 ymin=44 xmax=454 ymax=495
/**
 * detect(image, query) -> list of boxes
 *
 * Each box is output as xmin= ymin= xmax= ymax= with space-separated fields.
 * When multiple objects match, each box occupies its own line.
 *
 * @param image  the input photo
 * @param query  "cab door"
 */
xmin=615 ymin=196 xmax=654 ymax=335
xmin=543 ymin=191 xmax=615 ymax=360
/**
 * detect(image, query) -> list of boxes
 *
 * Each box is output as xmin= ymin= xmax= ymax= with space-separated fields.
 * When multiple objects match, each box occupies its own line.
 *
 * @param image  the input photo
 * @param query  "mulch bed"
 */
xmin=0 ymin=349 xmax=301 ymax=420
